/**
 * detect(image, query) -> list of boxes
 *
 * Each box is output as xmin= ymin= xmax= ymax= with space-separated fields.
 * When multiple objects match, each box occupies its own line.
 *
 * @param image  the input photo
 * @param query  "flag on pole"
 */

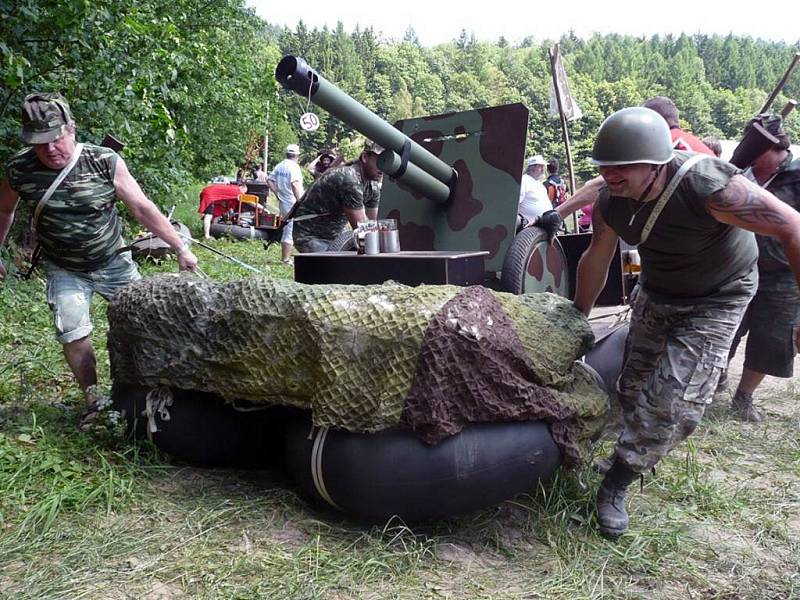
xmin=549 ymin=50 xmax=582 ymax=122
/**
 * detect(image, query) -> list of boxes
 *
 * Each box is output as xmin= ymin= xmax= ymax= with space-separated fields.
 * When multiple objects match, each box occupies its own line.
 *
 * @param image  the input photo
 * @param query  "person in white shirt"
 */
xmin=518 ymin=155 xmax=551 ymax=225
xmin=268 ymin=144 xmax=304 ymax=264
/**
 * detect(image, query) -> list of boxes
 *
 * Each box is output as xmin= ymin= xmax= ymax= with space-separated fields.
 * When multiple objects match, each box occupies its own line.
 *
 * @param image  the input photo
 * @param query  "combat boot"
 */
xmin=596 ymin=459 xmax=640 ymax=538
xmin=732 ymin=390 xmax=764 ymax=422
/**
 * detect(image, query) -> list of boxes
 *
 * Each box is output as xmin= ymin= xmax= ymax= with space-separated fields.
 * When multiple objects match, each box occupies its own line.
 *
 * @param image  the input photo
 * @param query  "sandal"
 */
xmin=78 ymin=386 xmax=112 ymax=431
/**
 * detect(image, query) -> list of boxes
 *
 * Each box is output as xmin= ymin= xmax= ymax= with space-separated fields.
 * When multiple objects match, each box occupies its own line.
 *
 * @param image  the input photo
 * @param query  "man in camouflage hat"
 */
xmin=292 ymin=140 xmax=383 ymax=253
xmin=723 ymin=115 xmax=800 ymax=421
xmin=571 ymin=106 xmax=800 ymax=538
xmin=0 ymin=92 xmax=199 ymax=428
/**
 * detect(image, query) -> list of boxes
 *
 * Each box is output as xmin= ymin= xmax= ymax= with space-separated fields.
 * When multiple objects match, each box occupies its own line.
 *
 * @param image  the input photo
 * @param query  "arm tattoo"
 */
xmin=708 ymin=176 xmax=787 ymax=226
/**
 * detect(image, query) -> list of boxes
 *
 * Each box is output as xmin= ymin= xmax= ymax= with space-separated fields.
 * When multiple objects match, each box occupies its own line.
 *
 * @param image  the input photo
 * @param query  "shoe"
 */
xmin=596 ymin=459 xmax=639 ymax=538
xmin=78 ymin=385 xmax=112 ymax=431
xmin=732 ymin=390 xmax=764 ymax=422
xmin=282 ymin=258 xmax=294 ymax=266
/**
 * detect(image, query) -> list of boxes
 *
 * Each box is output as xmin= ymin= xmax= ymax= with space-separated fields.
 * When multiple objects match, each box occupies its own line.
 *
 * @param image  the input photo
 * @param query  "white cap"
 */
xmin=286 ymin=144 xmax=300 ymax=155
xmin=527 ymin=155 xmax=546 ymax=167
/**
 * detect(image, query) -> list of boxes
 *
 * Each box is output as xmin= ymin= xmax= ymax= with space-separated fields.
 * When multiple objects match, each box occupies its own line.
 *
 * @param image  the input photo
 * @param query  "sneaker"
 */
xmin=282 ymin=258 xmax=294 ymax=266
xmin=731 ymin=390 xmax=764 ymax=422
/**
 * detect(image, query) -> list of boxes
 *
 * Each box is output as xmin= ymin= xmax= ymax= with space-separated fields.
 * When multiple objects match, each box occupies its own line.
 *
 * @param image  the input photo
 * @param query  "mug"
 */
xmin=353 ymin=221 xmax=380 ymax=255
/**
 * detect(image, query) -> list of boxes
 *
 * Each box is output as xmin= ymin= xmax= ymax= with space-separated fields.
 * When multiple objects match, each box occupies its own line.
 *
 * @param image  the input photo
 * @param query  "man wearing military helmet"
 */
xmin=571 ymin=106 xmax=800 ymax=538
xmin=0 ymin=92 xmax=199 ymax=428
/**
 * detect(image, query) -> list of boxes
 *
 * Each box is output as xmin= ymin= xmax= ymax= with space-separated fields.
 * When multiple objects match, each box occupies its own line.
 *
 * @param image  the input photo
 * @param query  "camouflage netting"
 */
xmin=108 ymin=275 xmax=609 ymax=466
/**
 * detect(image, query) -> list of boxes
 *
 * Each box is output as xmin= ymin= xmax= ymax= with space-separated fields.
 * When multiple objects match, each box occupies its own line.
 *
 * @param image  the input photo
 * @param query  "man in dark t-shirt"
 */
xmin=572 ymin=107 xmax=800 ymax=539
xmin=724 ymin=115 xmax=800 ymax=421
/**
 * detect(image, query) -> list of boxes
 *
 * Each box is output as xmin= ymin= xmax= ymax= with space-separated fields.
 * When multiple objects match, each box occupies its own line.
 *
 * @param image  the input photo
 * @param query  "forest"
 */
xmin=2 ymin=0 xmax=799 ymax=200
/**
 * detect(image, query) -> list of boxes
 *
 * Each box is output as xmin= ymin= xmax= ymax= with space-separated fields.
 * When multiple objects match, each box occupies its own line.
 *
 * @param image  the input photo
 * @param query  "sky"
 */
xmin=249 ymin=0 xmax=799 ymax=46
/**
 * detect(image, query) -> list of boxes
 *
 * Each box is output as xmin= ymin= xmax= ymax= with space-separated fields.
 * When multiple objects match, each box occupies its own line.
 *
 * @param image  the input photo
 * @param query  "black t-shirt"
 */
xmin=598 ymin=152 xmax=758 ymax=304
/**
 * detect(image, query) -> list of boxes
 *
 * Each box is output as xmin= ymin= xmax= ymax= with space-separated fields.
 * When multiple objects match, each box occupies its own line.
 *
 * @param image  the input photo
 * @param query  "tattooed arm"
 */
xmin=573 ymin=206 xmax=619 ymax=316
xmin=708 ymin=172 xmax=800 ymax=287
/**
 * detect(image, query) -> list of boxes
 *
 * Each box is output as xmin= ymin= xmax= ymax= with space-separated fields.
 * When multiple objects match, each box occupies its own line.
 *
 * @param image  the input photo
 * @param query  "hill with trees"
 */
xmin=2 ymin=0 xmax=798 ymax=199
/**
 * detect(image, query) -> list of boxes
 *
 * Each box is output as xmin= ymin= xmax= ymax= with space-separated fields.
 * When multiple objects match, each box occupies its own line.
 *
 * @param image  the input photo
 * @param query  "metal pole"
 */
xmin=264 ymin=99 xmax=270 ymax=171
xmin=548 ymin=44 xmax=578 ymax=231
xmin=759 ymin=52 xmax=800 ymax=115
xmin=174 ymin=231 xmax=265 ymax=274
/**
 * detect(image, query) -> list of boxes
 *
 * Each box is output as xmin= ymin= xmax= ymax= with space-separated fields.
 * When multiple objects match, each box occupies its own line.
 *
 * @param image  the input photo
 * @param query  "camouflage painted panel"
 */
xmin=380 ymin=104 xmax=528 ymax=273
xmin=525 ymin=239 xmax=570 ymax=296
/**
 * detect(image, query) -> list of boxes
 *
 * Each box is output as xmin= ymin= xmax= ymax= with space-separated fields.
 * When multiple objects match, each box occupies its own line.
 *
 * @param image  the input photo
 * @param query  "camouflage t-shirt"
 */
xmin=6 ymin=143 xmax=122 ymax=271
xmin=292 ymin=163 xmax=380 ymax=242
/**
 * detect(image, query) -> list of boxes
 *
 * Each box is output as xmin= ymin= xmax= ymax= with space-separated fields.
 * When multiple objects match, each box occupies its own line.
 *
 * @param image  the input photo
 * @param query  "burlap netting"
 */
xmin=107 ymin=275 xmax=608 ymax=465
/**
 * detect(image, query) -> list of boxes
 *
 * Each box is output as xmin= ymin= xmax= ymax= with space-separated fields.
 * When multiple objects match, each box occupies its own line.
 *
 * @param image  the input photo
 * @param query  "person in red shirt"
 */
xmin=643 ymin=96 xmax=715 ymax=156
xmin=198 ymin=182 xmax=246 ymax=239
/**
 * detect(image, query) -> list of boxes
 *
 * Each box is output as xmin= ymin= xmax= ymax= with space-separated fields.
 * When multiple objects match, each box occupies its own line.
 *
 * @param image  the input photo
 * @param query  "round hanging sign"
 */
xmin=300 ymin=112 xmax=320 ymax=132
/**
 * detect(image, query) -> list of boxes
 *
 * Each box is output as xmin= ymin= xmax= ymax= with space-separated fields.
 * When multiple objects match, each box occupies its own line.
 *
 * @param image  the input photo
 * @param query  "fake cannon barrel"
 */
xmin=275 ymin=55 xmax=456 ymax=203
xmin=377 ymin=150 xmax=451 ymax=204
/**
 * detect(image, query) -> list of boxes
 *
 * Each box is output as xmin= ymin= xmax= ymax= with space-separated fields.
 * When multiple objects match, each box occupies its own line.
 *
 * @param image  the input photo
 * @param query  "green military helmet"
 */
xmin=591 ymin=107 xmax=673 ymax=166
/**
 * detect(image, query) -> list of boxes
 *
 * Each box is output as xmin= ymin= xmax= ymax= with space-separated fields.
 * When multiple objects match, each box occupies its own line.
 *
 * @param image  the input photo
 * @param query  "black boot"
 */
xmin=596 ymin=459 xmax=640 ymax=538
xmin=732 ymin=389 xmax=764 ymax=422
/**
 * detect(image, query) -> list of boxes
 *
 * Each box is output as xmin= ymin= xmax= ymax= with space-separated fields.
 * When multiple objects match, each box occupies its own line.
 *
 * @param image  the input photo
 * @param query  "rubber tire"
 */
xmin=500 ymin=226 xmax=569 ymax=297
xmin=326 ymin=229 xmax=356 ymax=252
xmin=583 ymin=323 xmax=628 ymax=396
xmin=111 ymin=382 xmax=299 ymax=468
xmin=285 ymin=415 xmax=561 ymax=523
xmin=209 ymin=222 xmax=272 ymax=241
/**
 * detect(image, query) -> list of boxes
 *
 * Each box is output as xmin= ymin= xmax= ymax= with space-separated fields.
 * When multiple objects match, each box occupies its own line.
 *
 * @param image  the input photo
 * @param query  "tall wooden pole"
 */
xmin=548 ymin=43 xmax=578 ymax=231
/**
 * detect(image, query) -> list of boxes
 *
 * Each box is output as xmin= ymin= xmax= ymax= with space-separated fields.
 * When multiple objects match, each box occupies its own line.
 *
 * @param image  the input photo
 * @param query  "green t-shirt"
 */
xmin=598 ymin=152 xmax=758 ymax=303
xmin=292 ymin=163 xmax=380 ymax=242
xmin=6 ymin=143 xmax=123 ymax=271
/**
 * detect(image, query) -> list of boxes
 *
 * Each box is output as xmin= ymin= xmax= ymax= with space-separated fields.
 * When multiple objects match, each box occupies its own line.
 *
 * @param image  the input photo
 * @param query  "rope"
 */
xmin=143 ymin=386 xmax=174 ymax=439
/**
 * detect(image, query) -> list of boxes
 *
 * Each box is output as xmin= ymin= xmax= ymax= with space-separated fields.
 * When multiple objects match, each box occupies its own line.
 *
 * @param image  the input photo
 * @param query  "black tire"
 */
xmin=583 ymin=323 xmax=628 ymax=397
xmin=209 ymin=222 xmax=272 ymax=241
xmin=500 ymin=226 xmax=570 ymax=297
xmin=285 ymin=415 xmax=561 ymax=523
xmin=326 ymin=229 xmax=356 ymax=252
xmin=111 ymin=383 xmax=299 ymax=468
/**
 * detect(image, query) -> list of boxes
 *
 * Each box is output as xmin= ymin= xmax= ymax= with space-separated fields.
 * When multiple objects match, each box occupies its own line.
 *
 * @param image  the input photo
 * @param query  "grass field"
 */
xmin=1 ymin=186 xmax=798 ymax=599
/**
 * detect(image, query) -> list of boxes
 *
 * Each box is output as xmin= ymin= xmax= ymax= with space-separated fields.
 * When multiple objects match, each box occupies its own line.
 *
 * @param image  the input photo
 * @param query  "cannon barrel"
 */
xmin=276 ymin=55 xmax=456 ymax=193
xmin=377 ymin=150 xmax=451 ymax=204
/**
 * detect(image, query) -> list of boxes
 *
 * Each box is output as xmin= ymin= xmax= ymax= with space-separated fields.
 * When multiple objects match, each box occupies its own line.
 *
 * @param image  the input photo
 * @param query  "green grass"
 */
xmin=1 ymin=184 xmax=799 ymax=598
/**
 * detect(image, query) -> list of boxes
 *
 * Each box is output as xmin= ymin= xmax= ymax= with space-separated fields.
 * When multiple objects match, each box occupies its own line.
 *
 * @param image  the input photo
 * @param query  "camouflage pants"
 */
xmin=615 ymin=288 xmax=751 ymax=473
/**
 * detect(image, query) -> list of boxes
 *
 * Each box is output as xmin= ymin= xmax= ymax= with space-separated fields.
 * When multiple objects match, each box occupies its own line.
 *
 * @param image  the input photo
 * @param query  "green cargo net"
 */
xmin=108 ymin=275 xmax=608 ymax=466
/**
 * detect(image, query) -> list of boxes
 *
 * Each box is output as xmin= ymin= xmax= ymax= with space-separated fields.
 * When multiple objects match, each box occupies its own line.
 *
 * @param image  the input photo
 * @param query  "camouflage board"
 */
xmin=6 ymin=143 xmax=122 ymax=271
xmin=108 ymin=276 xmax=608 ymax=465
xmin=378 ymin=104 xmax=528 ymax=273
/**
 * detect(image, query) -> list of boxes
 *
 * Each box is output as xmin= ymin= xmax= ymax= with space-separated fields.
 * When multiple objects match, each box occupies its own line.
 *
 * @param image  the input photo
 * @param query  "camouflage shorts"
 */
xmin=614 ymin=288 xmax=751 ymax=472
xmin=44 ymin=251 xmax=141 ymax=344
